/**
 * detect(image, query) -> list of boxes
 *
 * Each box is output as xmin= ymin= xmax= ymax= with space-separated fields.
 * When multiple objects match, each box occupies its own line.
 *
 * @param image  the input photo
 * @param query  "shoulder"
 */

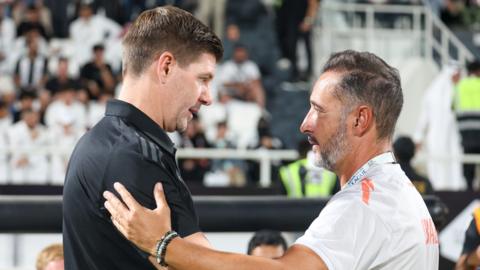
xmin=315 ymin=190 xmax=380 ymax=226
xmin=72 ymin=117 xmax=142 ymax=165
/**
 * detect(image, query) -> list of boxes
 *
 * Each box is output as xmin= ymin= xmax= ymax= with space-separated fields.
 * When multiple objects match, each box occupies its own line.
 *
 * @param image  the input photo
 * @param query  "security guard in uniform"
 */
xmin=279 ymin=139 xmax=338 ymax=198
xmin=456 ymin=60 xmax=480 ymax=190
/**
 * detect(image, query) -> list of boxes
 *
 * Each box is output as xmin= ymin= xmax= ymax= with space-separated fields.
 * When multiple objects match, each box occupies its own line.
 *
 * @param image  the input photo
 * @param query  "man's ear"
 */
xmin=352 ymin=105 xmax=374 ymax=137
xmin=156 ymin=51 xmax=175 ymax=84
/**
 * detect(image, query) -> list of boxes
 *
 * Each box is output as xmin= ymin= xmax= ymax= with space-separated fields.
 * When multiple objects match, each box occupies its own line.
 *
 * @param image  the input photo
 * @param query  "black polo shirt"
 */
xmin=63 ymin=99 xmax=199 ymax=270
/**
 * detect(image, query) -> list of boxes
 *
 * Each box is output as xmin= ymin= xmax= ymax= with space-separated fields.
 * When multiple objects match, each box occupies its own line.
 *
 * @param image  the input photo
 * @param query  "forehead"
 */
xmin=184 ymin=53 xmax=216 ymax=74
xmin=310 ymin=71 xmax=342 ymax=105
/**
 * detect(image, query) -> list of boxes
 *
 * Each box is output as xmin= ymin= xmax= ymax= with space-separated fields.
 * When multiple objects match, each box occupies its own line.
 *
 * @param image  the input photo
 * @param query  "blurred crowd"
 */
xmin=0 ymin=0 xmax=319 ymax=187
xmin=0 ymin=0 xmax=478 ymax=193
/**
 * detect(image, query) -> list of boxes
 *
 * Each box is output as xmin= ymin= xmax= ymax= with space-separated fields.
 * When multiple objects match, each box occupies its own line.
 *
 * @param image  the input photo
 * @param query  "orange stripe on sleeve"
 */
xmin=361 ymin=178 xmax=374 ymax=205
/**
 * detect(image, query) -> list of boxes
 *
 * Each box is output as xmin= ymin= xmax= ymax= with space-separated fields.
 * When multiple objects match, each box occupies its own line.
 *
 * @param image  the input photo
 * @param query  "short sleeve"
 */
xmin=295 ymin=197 xmax=390 ymax=269
xmin=103 ymin=146 xmax=200 ymax=237
xmin=245 ymin=62 xmax=260 ymax=80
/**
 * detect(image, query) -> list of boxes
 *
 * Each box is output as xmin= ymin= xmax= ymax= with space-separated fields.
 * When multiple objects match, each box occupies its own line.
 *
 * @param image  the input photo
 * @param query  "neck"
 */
xmin=118 ymin=74 xmax=166 ymax=130
xmin=337 ymin=139 xmax=391 ymax=187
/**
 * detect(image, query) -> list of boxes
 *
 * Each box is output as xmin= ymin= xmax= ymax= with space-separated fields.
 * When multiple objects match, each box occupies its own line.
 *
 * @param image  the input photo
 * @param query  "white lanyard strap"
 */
xmin=346 ymin=152 xmax=396 ymax=187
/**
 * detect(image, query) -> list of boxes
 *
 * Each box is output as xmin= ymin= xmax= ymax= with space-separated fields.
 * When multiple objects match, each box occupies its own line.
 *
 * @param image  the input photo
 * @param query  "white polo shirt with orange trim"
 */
xmin=295 ymin=153 xmax=439 ymax=270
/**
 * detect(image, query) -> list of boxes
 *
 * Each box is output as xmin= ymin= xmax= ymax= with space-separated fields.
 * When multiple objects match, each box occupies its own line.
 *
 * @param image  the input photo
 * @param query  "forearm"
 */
xmin=166 ymin=237 xmax=286 ymax=270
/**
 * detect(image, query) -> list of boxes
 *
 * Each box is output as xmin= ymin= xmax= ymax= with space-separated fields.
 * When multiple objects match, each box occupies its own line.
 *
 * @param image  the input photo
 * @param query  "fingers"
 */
xmin=110 ymin=214 xmax=128 ymax=236
xmin=103 ymin=190 xmax=130 ymax=221
xmin=113 ymin=182 xmax=141 ymax=210
xmin=153 ymin=182 xmax=168 ymax=209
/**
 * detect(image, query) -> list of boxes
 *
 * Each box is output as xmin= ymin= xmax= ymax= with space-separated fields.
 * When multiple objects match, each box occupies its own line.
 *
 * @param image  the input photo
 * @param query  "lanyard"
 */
xmin=346 ymin=152 xmax=396 ymax=187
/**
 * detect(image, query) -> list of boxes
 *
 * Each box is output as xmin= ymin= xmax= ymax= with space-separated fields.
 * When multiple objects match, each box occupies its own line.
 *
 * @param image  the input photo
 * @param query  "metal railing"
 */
xmin=317 ymin=2 xmax=474 ymax=68
xmin=2 ymin=146 xmax=480 ymax=187
xmin=0 ymin=147 xmax=299 ymax=187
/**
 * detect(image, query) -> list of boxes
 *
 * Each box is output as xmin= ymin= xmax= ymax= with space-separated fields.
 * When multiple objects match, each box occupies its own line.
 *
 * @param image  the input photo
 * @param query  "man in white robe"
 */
xmin=413 ymin=66 xmax=465 ymax=190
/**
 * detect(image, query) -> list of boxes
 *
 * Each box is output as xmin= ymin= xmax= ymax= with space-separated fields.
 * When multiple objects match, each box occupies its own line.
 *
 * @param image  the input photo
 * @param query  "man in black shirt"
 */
xmin=62 ymin=6 xmax=223 ymax=269
xmin=456 ymin=207 xmax=480 ymax=270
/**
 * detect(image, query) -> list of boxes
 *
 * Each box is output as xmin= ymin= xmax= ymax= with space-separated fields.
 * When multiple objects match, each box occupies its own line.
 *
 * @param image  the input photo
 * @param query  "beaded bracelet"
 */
xmin=155 ymin=230 xmax=179 ymax=267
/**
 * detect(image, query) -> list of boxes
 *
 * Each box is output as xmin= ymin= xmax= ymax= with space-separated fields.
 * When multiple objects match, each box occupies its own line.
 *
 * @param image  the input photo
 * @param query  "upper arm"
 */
xmin=103 ymin=144 xmax=200 ymax=237
xmin=279 ymin=244 xmax=328 ymax=270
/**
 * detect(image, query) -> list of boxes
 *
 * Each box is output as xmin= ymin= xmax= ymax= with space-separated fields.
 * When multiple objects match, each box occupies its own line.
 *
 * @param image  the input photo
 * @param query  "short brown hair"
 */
xmin=322 ymin=50 xmax=403 ymax=140
xmin=36 ymin=243 xmax=63 ymax=270
xmin=122 ymin=6 xmax=223 ymax=76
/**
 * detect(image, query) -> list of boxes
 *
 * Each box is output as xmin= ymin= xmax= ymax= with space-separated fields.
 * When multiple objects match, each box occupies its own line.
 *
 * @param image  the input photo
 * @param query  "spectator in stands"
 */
xmin=179 ymin=115 xmax=212 ymax=184
xmin=217 ymin=43 xmax=265 ymax=108
xmin=0 ymin=2 xmax=16 ymax=75
xmin=0 ymin=75 xmax=16 ymax=106
xmin=275 ymin=0 xmax=318 ymax=82
xmin=248 ymin=117 xmax=284 ymax=184
xmin=49 ymin=112 xmax=82 ymax=184
xmin=8 ymin=108 xmax=50 ymax=184
xmin=13 ymin=27 xmax=49 ymax=62
xmin=12 ymin=90 xmax=37 ymax=123
xmin=455 ymin=207 xmax=480 ymax=270
xmin=393 ymin=136 xmax=434 ymax=194
xmin=247 ymin=230 xmax=288 ymax=259
xmin=206 ymin=120 xmax=247 ymax=187
xmin=45 ymin=57 xmax=82 ymax=99
xmin=69 ymin=3 xmax=121 ymax=66
xmin=455 ymin=60 xmax=480 ymax=191
xmin=14 ymin=33 xmax=48 ymax=91
xmin=225 ymin=0 xmax=267 ymax=46
xmin=36 ymin=243 xmax=64 ymax=270
xmin=0 ymin=99 xmax=12 ymax=183
xmin=224 ymin=0 xmax=279 ymax=77
xmin=211 ymin=121 xmax=235 ymax=150
xmin=196 ymin=0 xmax=226 ymax=39
xmin=80 ymin=44 xmax=116 ymax=100
xmin=279 ymin=139 xmax=337 ymax=198
xmin=15 ymin=4 xmax=50 ymax=39
xmin=44 ymin=86 xmax=86 ymax=135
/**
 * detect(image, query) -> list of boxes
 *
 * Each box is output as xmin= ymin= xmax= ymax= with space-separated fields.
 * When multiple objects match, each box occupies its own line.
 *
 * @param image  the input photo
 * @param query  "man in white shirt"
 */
xmin=8 ymin=109 xmax=50 ymax=184
xmin=44 ymin=87 xmax=86 ymax=134
xmin=103 ymin=50 xmax=439 ymax=270
xmin=217 ymin=43 xmax=265 ymax=108
xmin=69 ymin=3 xmax=121 ymax=67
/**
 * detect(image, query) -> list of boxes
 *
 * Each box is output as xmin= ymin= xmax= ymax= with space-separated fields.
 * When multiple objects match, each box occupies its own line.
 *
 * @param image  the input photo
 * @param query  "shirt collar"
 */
xmin=105 ymin=99 xmax=176 ymax=155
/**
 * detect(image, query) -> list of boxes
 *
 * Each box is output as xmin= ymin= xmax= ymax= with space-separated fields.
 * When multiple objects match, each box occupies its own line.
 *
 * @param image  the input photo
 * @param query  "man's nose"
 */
xmin=300 ymin=110 xmax=313 ymax=134
xmin=200 ymin=87 xmax=212 ymax=106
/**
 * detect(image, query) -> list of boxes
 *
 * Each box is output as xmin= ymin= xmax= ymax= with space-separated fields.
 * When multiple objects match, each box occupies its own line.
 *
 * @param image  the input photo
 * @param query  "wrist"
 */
xmin=155 ymin=230 xmax=179 ymax=267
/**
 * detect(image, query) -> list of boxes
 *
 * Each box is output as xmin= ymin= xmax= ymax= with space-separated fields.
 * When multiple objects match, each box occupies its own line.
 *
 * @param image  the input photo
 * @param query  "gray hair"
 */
xmin=322 ymin=50 xmax=403 ymax=140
